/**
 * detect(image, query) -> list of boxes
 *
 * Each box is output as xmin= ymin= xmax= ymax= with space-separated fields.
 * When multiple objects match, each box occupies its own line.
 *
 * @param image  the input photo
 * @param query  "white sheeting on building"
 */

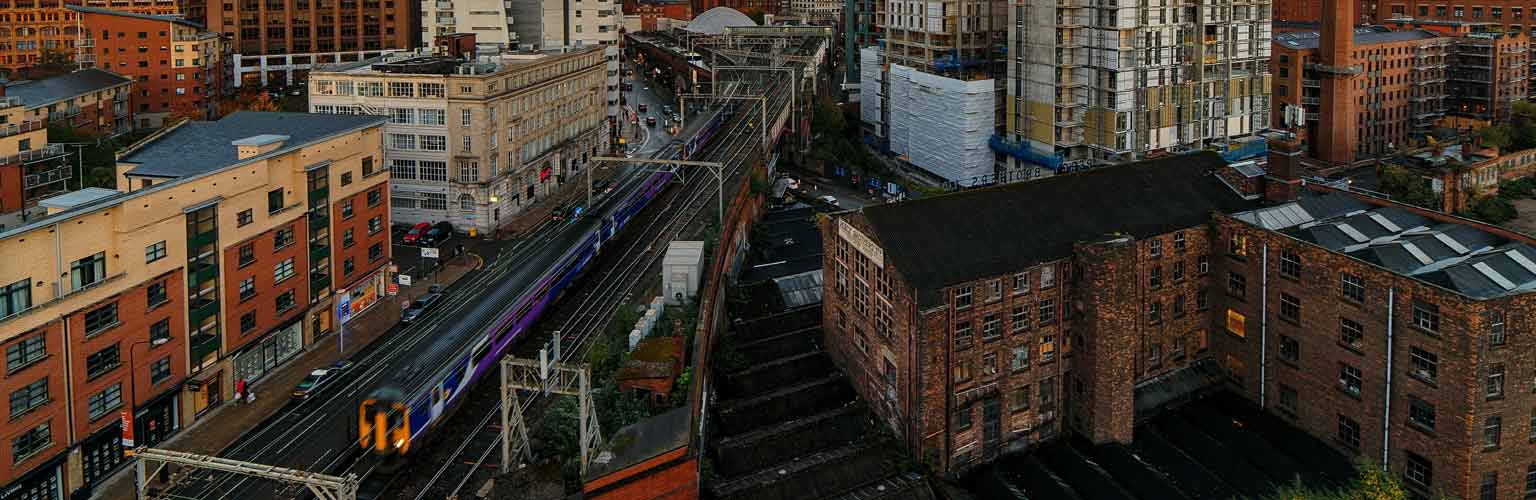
xmin=859 ymin=46 xmax=884 ymax=137
xmin=885 ymin=64 xmax=994 ymax=186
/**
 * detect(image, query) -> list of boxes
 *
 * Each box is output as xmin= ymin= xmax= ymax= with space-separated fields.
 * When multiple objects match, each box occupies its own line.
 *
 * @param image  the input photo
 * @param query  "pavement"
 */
xmin=91 ymin=250 xmax=484 ymax=500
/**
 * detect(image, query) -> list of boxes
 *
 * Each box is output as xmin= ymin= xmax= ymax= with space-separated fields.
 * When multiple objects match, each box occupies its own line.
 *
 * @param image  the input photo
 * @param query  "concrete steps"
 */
xmin=713 ymin=401 xmax=868 ymax=477
xmin=714 ymin=375 xmax=856 ymax=437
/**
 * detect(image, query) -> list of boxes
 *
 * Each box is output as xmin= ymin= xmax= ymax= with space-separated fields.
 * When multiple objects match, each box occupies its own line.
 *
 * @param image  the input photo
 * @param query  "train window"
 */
xmin=432 ymin=388 xmax=441 ymax=405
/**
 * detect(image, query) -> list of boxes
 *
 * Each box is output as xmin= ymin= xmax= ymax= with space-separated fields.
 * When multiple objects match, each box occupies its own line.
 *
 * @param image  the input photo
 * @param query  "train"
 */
xmin=358 ymin=103 xmax=737 ymax=458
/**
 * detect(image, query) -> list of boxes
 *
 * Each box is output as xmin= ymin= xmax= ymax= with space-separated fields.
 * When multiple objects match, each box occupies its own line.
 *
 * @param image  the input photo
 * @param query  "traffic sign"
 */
xmin=398 ymin=274 xmax=413 ymax=286
xmin=337 ymin=295 xmax=353 ymax=324
xmin=421 ymin=247 xmax=440 ymax=259
xmin=386 ymin=283 xmax=399 ymax=296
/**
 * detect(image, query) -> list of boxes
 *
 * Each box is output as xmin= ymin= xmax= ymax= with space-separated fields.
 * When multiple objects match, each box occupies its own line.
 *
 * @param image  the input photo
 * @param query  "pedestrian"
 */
xmin=235 ymin=379 xmax=247 ymax=404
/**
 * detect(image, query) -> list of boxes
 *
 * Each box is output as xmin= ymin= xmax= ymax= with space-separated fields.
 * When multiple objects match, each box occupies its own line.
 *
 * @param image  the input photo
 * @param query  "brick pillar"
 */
xmin=1072 ymin=236 xmax=1139 ymax=445
xmin=1264 ymin=136 xmax=1304 ymax=204
xmin=1316 ymin=0 xmax=1359 ymax=166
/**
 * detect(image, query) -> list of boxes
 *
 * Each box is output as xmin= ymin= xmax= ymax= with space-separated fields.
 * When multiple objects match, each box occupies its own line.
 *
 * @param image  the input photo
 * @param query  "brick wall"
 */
xmin=222 ymin=219 xmax=309 ymax=354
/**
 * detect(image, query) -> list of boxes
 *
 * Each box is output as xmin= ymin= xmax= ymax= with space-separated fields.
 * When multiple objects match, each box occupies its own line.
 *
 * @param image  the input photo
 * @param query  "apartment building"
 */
xmin=308 ymin=45 xmax=608 ymax=233
xmin=824 ymin=139 xmax=1536 ymax=499
xmin=843 ymin=0 xmax=879 ymax=84
xmin=203 ymin=0 xmax=411 ymax=57
xmin=68 ymin=5 xmax=228 ymax=129
xmin=994 ymin=0 xmax=1273 ymax=174
xmin=789 ymin=0 xmax=839 ymax=23
xmin=499 ymin=0 xmax=624 ymax=123
xmin=0 ymin=95 xmax=74 ymax=219
xmin=0 ymin=0 xmax=177 ymax=75
xmin=4 ymin=68 xmax=134 ymax=135
xmin=0 ymin=111 xmax=388 ymax=499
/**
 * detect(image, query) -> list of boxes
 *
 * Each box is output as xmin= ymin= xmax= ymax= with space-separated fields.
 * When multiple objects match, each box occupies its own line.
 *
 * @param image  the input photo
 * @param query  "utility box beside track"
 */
xmin=663 ymin=240 xmax=705 ymax=305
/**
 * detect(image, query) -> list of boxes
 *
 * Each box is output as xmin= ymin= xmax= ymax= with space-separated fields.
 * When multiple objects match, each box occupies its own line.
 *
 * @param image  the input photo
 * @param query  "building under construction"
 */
xmin=994 ymin=0 xmax=1274 ymax=175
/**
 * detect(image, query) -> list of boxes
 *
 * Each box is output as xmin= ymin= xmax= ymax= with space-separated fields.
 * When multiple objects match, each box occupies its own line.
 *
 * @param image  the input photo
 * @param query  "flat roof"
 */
xmin=64 ymin=5 xmax=208 ymax=30
xmin=3 ymin=69 xmax=132 ymax=109
xmin=121 ymin=112 xmax=385 ymax=178
xmin=1274 ymin=28 xmax=1440 ymax=49
xmin=858 ymin=151 xmax=1259 ymax=304
xmin=1234 ymin=191 xmax=1536 ymax=299
xmin=37 ymin=187 xmax=118 ymax=210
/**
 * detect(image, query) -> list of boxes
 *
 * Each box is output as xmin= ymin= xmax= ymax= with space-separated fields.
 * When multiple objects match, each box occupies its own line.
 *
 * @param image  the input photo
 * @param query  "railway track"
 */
xmin=397 ymin=78 xmax=791 ymax=500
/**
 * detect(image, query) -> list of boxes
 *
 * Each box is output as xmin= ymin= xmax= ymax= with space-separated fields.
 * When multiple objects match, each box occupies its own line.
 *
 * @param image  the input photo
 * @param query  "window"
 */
xmin=1173 ymin=296 xmax=1186 ymax=318
xmin=1040 ymin=377 xmax=1057 ymax=413
xmin=1012 ymin=345 xmax=1029 ymax=371
xmin=1280 ymin=294 xmax=1300 ymax=323
xmin=340 ymin=172 xmax=353 ymax=186
xmin=953 ymin=360 xmax=973 ymax=383
xmin=274 ymin=258 xmax=295 ymax=283
xmin=388 ymin=81 xmax=413 ymax=97
xmin=389 ymin=107 xmax=415 ymax=124
xmin=83 ymin=303 xmax=118 ymax=336
xmin=1013 ymin=272 xmax=1029 ymax=293
xmin=343 ymin=229 xmax=355 ymax=248
xmin=239 ymin=244 xmax=255 ymax=267
xmin=239 ymin=311 xmax=256 ymax=333
xmin=237 ymin=277 xmax=255 ymax=300
xmin=1413 ymin=301 xmax=1440 ymax=333
xmin=420 ymin=83 xmax=445 ymax=97
xmin=1149 ymin=267 xmax=1162 ymax=289
xmin=954 ymin=321 xmax=973 ymax=351
xmin=1482 ymin=473 xmax=1498 ymax=500
xmin=149 ymin=319 xmax=170 ymax=345
xmin=1410 ymin=347 xmax=1437 ymax=383
xmin=267 ymin=188 xmax=285 ymax=213
xmin=1341 ymin=272 xmax=1365 ymax=303
xmin=1040 ymin=266 xmax=1056 ymax=288
xmin=461 ymin=108 xmax=472 ymax=127
xmin=368 ymin=216 xmax=383 ymax=235
xmin=86 ymin=384 xmax=122 ymax=420
xmin=1147 ymin=344 xmax=1162 ymax=365
xmin=1226 ymin=309 xmax=1246 ymax=337
xmin=1405 ymin=452 xmax=1432 ymax=488
xmin=1038 ymin=299 xmax=1055 ymax=324
xmin=343 ymin=257 xmax=355 ymax=276
xmin=1196 ymin=289 xmax=1209 ymax=310
xmin=954 ymin=286 xmax=972 ymax=309
xmin=982 ymin=315 xmax=1001 ymax=341
xmin=1197 ymin=255 xmax=1210 ymax=275
xmin=72 ymin=252 xmax=107 ymax=290
xmin=419 ymin=161 xmax=448 ymax=181
xmin=12 ymin=423 xmax=50 ymax=462
xmin=461 ymin=136 xmax=472 ymax=153
xmin=273 ymin=227 xmax=294 ymax=250
xmin=1489 ymin=311 xmax=1506 ymax=347
xmin=1147 ymin=301 xmax=1162 ymax=324
xmin=1280 ymin=251 xmax=1301 ymax=279
xmin=6 ymin=335 xmax=46 ymax=373
xmin=1339 ymin=363 xmax=1362 ymax=396
xmin=391 ymin=159 xmax=417 ymax=179
xmin=1149 ymin=239 xmax=1162 ymax=258
xmin=145 ymin=240 xmax=167 ymax=263
xmin=275 ymin=290 xmax=296 ymax=314
xmin=362 ymin=157 xmax=375 ymax=177
xmin=85 ymin=344 xmax=120 ymax=379
xmin=422 ymin=135 xmax=447 ymax=151
xmin=1337 ymin=414 xmax=1361 ymax=449
xmin=982 ymin=353 xmax=998 ymax=375
xmin=421 ymin=108 xmax=445 ymax=124
xmin=1489 ymin=364 xmax=1506 ymax=400
xmin=1525 ymin=465 xmax=1536 ymax=497
xmin=1340 ymin=318 xmax=1364 ymax=351
xmin=1173 ymin=231 xmax=1186 ymax=250
xmin=340 ymin=199 xmax=354 ymax=219
xmin=0 ymin=279 xmax=30 ymax=319
xmin=150 ymin=357 xmax=171 ymax=384
xmin=9 ymin=379 xmax=47 ymax=418
xmin=988 ymin=280 xmax=1001 ymax=301
xmin=1486 ymin=416 xmax=1503 ymax=449
xmin=388 ymin=133 xmax=416 ymax=150
xmin=1228 ymin=272 xmax=1246 ymax=298
xmin=458 ymin=160 xmax=479 ymax=182
xmin=1408 ymin=396 xmax=1436 ymax=431
xmin=237 ymin=209 xmax=253 ymax=226
xmin=1229 ymin=234 xmax=1249 ymax=257
xmin=1277 ymin=384 xmax=1297 ymax=416
xmin=1172 ymin=261 xmax=1185 ymax=282
xmin=1012 ymin=384 xmax=1031 ymax=412
xmin=1040 ymin=335 xmax=1056 ymax=363
xmin=147 ymin=281 xmax=167 ymax=307
xmin=1279 ymin=335 xmax=1299 ymax=363
xmin=955 ymin=404 xmax=972 ymax=430
xmin=1012 ymin=306 xmax=1030 ymax=332
xmin=367 ymin=188 xmax=382 ymax=207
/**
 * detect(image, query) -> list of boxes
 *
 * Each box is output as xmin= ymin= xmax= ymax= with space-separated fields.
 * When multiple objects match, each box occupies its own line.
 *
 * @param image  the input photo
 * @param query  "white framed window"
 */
xmin=421 ymin=192 xmax=448 ymax=210
xmin=389 ymin=108 xmax=415 ymax=125
xmin=388 ymin=81 xmax=414 ymax=97
xmin=419 ymin=160 xmax=448 ymax=181
xmin=388 ymin=133 xmax=416 ymax=150
xmin=421 ymin=135 xmax=447 ymax=151
xmin=458 ymin=160 xmax=478 ymax=182
xmin=390 ymin=159 xmax=417 ymax=179
xmin=461 ymin=108 xmax=472 ymax=127
xmin=461 ymin=135 xmax=472 ymax=152
xmin=420 ymin=108 xmax=446 ymax=125
xmin=420 ymin=83 xmax=445 ymax=97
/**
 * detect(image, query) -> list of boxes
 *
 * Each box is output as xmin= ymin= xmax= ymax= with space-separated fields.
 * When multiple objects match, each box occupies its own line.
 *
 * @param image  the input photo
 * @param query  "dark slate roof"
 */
xmin=1237 ymin=191 xmax=1536 ymax=299
xmin=4 ymin=69 xmax=131 ymax=108
xmin=64 ymin=5 xmax=208 ymax=30
xmin=586 ymin=406 xmax=691 ymax=479
xmin=859 ymin=151 xmax=1257 ymax=302
xmin=1274 ymin=28 xmax=1439 ymax=49
xmin=121 ymin=112 xmax=386 ymax=178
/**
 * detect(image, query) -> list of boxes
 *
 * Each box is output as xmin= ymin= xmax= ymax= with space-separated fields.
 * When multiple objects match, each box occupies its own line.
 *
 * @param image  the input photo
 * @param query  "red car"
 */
xmin=402 ymin=222 xmax=432 ymax=244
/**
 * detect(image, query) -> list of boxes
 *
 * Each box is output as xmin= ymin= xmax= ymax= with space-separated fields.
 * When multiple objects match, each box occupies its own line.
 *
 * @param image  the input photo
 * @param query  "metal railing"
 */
xmin=0 ymin=120 xmax=43 ymax=139
xmin=0 ymin=144 xmax=69 ymax=166
xmin=23 ymin=165 xmax=71 ymax=189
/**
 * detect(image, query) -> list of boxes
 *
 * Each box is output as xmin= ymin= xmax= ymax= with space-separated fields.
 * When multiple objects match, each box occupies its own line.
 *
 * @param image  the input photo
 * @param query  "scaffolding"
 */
xmin=132 ymin=448 xmax=359 ymax=500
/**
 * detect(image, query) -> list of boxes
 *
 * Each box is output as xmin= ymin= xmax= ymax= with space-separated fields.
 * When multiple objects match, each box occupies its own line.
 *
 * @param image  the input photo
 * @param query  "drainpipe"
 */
xmin=1381 ymin=287 xmax=1396 ymax=469
xmin=1259 ymin=244 xmax=1268 ymax=407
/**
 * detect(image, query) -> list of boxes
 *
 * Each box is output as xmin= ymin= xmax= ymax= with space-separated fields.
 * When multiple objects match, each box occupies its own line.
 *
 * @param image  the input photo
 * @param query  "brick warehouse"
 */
xmin=821 ymin=141 xmax=1536 ymax=499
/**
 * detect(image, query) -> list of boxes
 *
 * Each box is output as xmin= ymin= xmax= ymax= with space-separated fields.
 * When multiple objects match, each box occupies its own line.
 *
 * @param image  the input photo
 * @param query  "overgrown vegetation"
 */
xmin=1375 ymin=164 xmax=1440 ymax=209
xmin=807 ymin=96 xmax=889 ymax=179
xmin=1264 ymin=461 xmax=1408 ymax=500
xmin=1477 ymin=100 xmax=1536 ymax=152
xmin=1460 ymin=176 xmax=1536 ymax=225
xmin=45 ymin=124 xmax=155 ymax=190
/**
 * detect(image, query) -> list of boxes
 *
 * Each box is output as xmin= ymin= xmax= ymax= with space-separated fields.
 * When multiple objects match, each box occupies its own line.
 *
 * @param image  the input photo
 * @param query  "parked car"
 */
xmin=638 ymin=103 xmax=648 ymax=113
xmin=402 ymin=222 xmax=432 ymax=244
xmin=646 ymin=116 xmax=657 ymax=127
xmin=593 ymin=179 xmax=614 ymax=194
xmin=400 ymin=292 xmax=444 ymax=324
xmin=551 ymin=203 xmax=570 ymax=222
xmin=292 ymin=368 xmax=341 ymax=400
xmin=419 ymin=221 xmax=454 ymax=246
xmin=819 ymin=195 xmax=840 ymax=207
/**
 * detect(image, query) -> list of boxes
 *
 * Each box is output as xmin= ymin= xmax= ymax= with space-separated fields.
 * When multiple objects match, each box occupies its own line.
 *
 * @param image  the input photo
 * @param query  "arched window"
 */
xmin=459 ymin=193 xmax=475 ymax=211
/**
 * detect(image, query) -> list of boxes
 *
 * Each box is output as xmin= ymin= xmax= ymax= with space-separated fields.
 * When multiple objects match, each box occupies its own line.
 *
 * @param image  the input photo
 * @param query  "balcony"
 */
xmin=23 ymin=164 xmax=70 ymax=189
xmin=0 ymin=120 xmax=43 ymax=139
xmin=308 ymin=186 xmax=329 ymax=207
xmin=77 ymin=38 xmax=95 ymax=48
xmin=0 ymin=144 xmax=68 ymax=166
xmin=47 ymin=108 xmax=80 ymax=122
xmin=1301 ymin=78 xmax=1319 ymax=87
xmin=189 ymin=297 xmax=219 ymax=325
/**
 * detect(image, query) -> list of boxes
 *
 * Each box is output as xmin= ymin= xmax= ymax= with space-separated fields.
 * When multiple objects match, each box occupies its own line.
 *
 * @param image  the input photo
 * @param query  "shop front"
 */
xmin=4 ymin=455 xmax=64 ymax=500
xmin=339 ymin=268 xmax=388 ymax=324
xmin=78 ymin=424 xmax=124 ymax=488
xmin=185 ymin=370 xmax=222 ymax=419
xmin=232 ymin=319 xmax=304 ymax=387
xmin=135 ymin=389 xmax=180 ymax=449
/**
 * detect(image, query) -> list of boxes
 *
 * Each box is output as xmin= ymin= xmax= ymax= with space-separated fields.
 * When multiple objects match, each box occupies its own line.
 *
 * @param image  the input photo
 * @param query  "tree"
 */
xmin=218 ymin=90 xmax=281 ymax=116
xmin=1376 ymin=165 xmax=1439 ymax=209
xmin=1267 ymin=462 xmax=1406 ymax=500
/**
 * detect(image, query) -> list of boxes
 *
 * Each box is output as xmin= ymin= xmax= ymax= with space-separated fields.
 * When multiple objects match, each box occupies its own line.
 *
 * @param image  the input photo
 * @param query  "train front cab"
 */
xmin=359 ymin=388 xmax=411 ymax=455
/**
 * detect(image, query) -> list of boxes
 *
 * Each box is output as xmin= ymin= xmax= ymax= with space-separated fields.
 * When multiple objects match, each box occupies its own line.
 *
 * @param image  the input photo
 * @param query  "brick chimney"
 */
xmin=1316 ymin=0 xmax=1359 ymax=167
xmin=1265 ymin=136 xmax=1304 ymax=204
